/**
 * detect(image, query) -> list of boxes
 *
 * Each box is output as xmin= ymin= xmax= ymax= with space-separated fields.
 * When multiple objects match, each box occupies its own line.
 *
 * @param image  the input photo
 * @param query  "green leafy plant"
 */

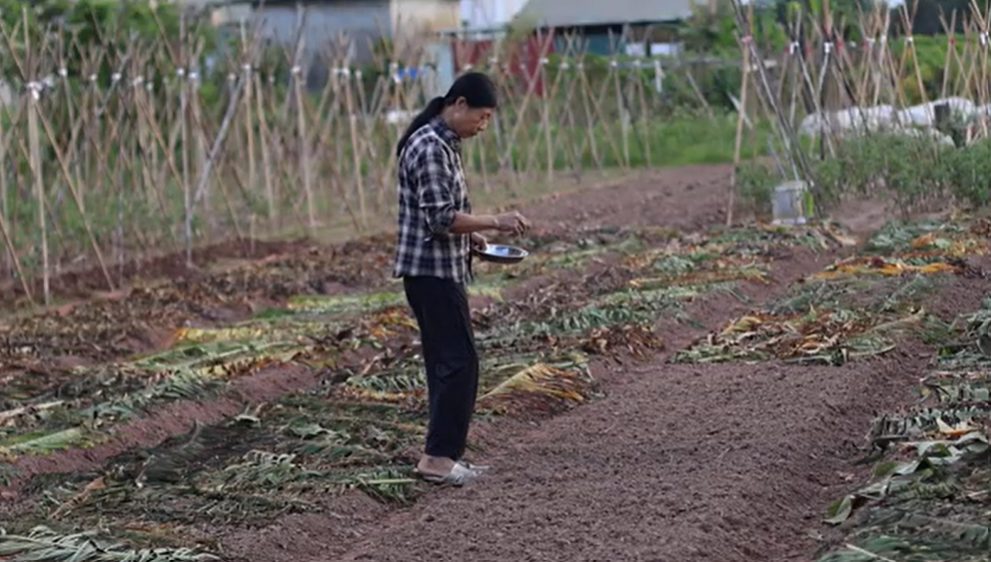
xmin=0 ymin=526 xmax=217 ymax=562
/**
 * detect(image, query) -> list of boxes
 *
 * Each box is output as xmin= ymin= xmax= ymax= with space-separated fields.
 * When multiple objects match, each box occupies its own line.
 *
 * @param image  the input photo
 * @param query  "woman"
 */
xmin=393 ymin=72 xmax=530 ymax=486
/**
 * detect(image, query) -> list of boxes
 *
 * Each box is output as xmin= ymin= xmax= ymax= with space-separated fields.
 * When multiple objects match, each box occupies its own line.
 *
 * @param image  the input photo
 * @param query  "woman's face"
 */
xmin=450 ymin=98 xmax=494 ymax=138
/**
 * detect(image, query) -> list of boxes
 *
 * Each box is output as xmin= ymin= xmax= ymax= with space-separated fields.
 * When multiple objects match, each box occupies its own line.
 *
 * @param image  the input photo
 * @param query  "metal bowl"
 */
xmin=474 ymin=244 xmax=529 ymax=265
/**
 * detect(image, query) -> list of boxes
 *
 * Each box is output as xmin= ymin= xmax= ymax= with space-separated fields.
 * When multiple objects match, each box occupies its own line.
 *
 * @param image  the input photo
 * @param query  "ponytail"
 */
xmin=396 ymin=96 xmax=445 ymax=157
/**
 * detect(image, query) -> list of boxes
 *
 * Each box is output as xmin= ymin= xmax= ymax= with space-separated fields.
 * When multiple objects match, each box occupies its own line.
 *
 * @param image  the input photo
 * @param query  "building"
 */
xmin=514 ymin=0 xmax=695 ymax=55
xmin=439 ymin=0 xmax=694 ymax=97
xmin=211 ymin=0 xmax=460 ymax=74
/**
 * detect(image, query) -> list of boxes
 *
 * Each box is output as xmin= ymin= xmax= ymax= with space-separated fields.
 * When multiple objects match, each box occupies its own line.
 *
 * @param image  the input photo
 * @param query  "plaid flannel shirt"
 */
xmin=392 ymin=117 xmax=473 ymax=282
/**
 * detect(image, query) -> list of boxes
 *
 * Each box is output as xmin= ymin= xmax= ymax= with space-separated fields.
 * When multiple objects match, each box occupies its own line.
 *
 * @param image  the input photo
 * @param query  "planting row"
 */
xmin=674 ymin=219 xmax=990 ymax=366
xmin=0 ymin=222 xmax=843 ymax=559
xmin=809 ymin=223 xmax=991 ymax=561
xmin=654 ymin=216 xmax=991 ymax=562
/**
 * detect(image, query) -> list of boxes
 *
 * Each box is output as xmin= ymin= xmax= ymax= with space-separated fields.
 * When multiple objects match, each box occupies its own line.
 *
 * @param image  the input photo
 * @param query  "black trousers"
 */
xmin=403 ymin=275 xmax=480 ymax=460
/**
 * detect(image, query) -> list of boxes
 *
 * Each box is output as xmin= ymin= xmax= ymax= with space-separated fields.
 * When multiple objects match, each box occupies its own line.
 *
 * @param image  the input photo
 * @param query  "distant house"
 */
xmin=514 ymin=0 xmax=695 ymax=56
xmin=441 ymin=0 xmax=695 ymax=97
xmin=211 ymin=0 xmax=459 ymax=80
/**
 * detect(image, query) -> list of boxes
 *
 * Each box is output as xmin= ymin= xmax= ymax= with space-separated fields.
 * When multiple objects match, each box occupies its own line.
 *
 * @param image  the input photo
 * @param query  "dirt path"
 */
xmin=343 ymin=254 xmax=991 ymax=562
xmin=514 ymin=164 xmax=735 ymax=233
xmin=325 ymin=273 xmax=924 ymax=562
xmin=212 ymin=165 xmax=949 ymax=562
xmin=335 ymin=361 xmax=918 ymax=562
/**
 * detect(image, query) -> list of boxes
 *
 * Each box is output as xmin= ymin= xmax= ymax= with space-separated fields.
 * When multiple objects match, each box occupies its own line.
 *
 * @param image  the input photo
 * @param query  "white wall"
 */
xmin=459 ymin=0 xmax=526 ymax=29
xmin=392 ymin=0 xmax=461 ymax=55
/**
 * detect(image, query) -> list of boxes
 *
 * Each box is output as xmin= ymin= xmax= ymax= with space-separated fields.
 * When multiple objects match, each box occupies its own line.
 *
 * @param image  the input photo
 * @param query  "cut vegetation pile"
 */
xmin=814 ymin=301 xmax=991 ymax=561
xmin=674 ymin=220 xmax=991 ymax=366
xmin=658 ymin=216 xmax=991 ymax=562
xmin=813 ymin=226 xmax=991 ymax=562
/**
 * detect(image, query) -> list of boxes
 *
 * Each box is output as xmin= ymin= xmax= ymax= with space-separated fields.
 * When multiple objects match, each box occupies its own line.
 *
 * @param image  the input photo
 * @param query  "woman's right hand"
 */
xmin=494 ymin=211 xmax=531 ymax=236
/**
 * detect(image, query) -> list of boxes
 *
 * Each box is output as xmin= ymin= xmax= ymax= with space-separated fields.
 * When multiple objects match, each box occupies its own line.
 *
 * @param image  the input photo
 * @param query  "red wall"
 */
xmin=449 ymin=32 xmax=554 ymax=97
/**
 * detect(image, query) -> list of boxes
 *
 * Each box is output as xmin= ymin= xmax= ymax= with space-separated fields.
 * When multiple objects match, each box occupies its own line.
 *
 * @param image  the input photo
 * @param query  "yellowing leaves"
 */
xmin=935 ymin=417 xmax=978 ymax=438
xmin=678 ymin=306 xmax=904 ymax=364
xmin=174 ymin=325 xmax=276 ymax=344
xmin=363 ymin=306 xmax=418 ymax=339
xmin=334 ymin=385 xmax=414 ymax=404
xmin=907 ymin=231 xmax=987 ymax=257
xmin=910 ymin=232 xmax=938 ymax=248
xmin=813 ymin=256 xmax=963 ymax=280
xmin=630 ymin=265 xmax=768 ymax=290
xmin=477 ymin=362 xmax=595 ymax=416
xmin=720 ymin=314 xmax=767 ymax=336
xmin=581 ymin=324 xmax=664 ymax=358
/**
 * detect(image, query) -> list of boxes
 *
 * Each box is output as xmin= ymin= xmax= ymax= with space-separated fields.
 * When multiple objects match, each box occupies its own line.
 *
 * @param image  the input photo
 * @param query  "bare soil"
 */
xmin=0 ymin=238 xmax=312 ymax=312
xmin=215 ymin=166 xmax=984 ymax=562
xmin=502 ymin=164 xmax=735 ymax=234
xmin=5 ymin=164 xmax=987 ymax=562
xmin=329 ymin=359 xmax=923 ymax=562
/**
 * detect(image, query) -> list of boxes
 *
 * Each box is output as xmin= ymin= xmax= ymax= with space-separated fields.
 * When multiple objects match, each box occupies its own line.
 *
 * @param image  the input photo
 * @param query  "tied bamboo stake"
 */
xmin=254 ymin=70 xmax=277 ymax=232
xmin=540 ymin=57 xmax=553 ymax=183
xmin=940 ymin=11 xmax=958 ymax=100
xmin=240 ymin=26 xmax=261 ymax=227
xmin=179 ymin=15 xmax=193 ymax=266
xmin=610 ymin=31 xmax=631 ymax=169
xmin=21 ymin=5 xmax=50 ymax=307
xmin=27 ymin=84 xmax=48 ymax=306
xmin=36 ymin=99 xmax=114 ymax=294
xmin=728 ymin=33 xmax=752 ymax=227
xmin=0 ymin=89 xmax=29 ymax=302
xmin=343 ymin=67 xmax=367 ymax=230
xmin=0 ymin=79 xmax=10 ymax=282
xmin=289 ymin=5 xmax=315 ymax=235
xmin=293 ymin=62 xmax=315 ymax=233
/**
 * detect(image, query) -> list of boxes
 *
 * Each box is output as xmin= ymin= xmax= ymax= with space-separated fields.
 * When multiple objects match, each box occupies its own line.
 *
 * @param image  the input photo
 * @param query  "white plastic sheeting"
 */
xmin=889 ymin=126 xmax=956 ymax=147
xmin=797 ymin=97 xmax=991 ymax=142
xmin=798 ymin=104 xmax=897 ymax=135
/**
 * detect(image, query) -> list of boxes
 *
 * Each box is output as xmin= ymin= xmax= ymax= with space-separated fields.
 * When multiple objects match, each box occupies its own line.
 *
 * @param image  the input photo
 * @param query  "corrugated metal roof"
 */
xmin=516 ymin=0 xmax=694 ymax=27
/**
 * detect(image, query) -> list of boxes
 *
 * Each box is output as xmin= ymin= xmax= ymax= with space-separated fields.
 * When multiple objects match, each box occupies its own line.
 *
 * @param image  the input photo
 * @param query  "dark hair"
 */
xmin=396 ymin=71 xmax=498 ymax=156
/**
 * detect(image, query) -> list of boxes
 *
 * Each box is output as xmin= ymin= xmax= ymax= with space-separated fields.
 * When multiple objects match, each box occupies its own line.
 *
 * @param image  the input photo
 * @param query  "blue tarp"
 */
xmin=393 ymin=66 xmax=421 ymax=81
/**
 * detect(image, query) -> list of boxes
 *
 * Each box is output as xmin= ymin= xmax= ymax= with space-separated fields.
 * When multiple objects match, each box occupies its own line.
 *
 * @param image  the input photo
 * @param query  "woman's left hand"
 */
xmin=471 ymin=232 xmax=487 ymax=251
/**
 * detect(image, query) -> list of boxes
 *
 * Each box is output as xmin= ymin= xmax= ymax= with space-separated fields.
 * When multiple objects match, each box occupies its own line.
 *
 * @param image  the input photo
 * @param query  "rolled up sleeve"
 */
xmin=412 ymin=141 xmax=457 ymax=235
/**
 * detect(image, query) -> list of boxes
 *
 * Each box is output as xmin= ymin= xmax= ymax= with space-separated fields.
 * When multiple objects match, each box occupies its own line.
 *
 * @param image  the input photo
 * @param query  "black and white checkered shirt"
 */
xmin=392 ymin=117 xmax=473 ymax=282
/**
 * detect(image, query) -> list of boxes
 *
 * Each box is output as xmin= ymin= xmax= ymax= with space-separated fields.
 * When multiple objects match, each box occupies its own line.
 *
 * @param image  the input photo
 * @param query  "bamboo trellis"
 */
xmin=728 ymin=0 xmax=991 ymax=219
xmin=0 ymin=12 xmax=728 ymax=308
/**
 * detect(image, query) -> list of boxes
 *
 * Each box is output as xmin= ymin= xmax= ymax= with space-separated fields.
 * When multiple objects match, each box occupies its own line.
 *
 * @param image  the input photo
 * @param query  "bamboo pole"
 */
xmin=729 ymin=34 xmax=752 ymax=227
xmin=23 ymin=8 xmax=49 ymax=306
xmin=343 ymin=68 xmax=367 ymax=230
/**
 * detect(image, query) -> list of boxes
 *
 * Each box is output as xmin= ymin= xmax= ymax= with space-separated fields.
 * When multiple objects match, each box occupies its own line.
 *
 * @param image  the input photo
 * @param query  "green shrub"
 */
xmin=945 ymin=138 xmax=991 ymax=208
xmin=809 ymin=132 xmax=955 ymax=214
xmin=734 ymin=130 xmax=991 ymax=220
xmin=734 ymin=161 xmax=779 ymax=217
